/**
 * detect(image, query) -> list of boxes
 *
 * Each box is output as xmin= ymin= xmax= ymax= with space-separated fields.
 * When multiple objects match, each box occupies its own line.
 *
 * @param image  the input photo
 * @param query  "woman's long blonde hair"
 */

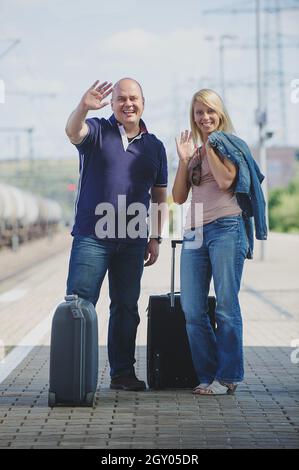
xmin=190 ymin=89 xmax=235 ymax=144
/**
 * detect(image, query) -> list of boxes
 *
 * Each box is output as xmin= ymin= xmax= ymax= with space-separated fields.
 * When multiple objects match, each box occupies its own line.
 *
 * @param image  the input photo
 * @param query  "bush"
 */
xmin=268 ymin=163 xmax=299 ymax=233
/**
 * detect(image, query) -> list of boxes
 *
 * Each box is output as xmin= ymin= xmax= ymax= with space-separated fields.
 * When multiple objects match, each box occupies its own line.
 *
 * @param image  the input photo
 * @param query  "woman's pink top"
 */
xmin=185 ymin=150 xmax=242 ymax=230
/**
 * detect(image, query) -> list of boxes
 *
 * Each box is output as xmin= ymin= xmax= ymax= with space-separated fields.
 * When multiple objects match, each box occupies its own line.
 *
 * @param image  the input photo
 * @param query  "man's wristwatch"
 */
xmin=150 ymin=236 xmax=163 ymax=244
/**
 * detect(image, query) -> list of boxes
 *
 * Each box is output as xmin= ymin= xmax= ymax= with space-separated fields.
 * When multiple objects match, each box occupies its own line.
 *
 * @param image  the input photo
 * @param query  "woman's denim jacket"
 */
xmin=208 ymin=131 xmax=267 ymax=259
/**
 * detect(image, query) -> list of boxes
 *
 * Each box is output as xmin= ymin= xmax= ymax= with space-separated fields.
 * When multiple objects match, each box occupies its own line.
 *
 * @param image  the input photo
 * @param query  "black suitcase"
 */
xmin=147 ymin=240 xmax=216 ymax=389
xmin=48 ymin=294 xmax=98 ymax=407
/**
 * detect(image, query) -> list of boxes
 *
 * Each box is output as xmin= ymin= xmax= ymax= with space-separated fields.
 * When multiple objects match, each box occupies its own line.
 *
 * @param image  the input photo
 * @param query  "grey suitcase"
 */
xmin=48 ymin=294 xmax=98 ymax=407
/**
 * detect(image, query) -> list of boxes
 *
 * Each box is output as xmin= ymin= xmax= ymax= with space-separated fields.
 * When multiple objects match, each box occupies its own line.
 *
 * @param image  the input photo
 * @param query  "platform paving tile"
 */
xmin=1 ymin=233 xmax=299 ymax=448
xmin=0 ymin=442 xmax=13 ymax=448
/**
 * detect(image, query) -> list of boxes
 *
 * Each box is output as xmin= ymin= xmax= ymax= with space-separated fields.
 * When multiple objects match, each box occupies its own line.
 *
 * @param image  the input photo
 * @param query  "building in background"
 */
xmin=252 ymin=146 xmax=297 ymax=190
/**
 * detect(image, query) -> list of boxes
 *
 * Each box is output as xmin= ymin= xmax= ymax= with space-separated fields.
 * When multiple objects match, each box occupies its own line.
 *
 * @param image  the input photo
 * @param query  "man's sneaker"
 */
xmin=110 ymin=374 xmax=146 ymax=391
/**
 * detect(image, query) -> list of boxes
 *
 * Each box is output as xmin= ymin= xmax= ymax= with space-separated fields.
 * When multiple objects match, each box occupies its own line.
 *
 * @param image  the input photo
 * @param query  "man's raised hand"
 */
xmin=80 ymin=80 xmax=113 ymax=111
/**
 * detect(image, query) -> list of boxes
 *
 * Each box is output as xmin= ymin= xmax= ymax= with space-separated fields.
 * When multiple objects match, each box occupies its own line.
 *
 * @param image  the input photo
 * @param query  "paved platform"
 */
xmin=0 ymin=231 xmax=298 ymax=449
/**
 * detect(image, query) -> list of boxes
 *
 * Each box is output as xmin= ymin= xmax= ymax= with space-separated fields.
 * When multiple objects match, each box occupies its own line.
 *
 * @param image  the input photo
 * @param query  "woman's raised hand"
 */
xmin=175 ymin=130 xmax=198 ymax=164
xmin=79 ymin=80 xmax=113 ymax=112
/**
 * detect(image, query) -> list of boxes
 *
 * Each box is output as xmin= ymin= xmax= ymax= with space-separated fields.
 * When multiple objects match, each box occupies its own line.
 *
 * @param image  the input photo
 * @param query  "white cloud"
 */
xmin=98 ymin=27 xmax=209 ymax=70
xmin=99 ymin=29 xmax=155 ymax=55
xmin=13 ymin=76 xmax=63 ymax=94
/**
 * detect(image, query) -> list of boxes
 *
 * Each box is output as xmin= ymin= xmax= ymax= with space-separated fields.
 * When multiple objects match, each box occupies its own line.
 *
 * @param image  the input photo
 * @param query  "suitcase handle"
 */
xmin=65 ymin=294 xmax=79 ymax=301
xmin=170 ymin=240 xmax=183 ymax=308
xmin=171 ymin=240 xmax=183 ymax=248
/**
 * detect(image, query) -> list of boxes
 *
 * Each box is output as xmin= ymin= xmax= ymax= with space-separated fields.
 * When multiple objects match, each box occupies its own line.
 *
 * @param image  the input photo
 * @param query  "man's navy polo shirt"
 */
xmin=71 ymin=114 xmax=168 ymax=244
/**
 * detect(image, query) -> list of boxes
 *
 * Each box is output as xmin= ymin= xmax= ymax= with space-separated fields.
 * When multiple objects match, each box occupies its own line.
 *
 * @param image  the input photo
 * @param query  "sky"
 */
xmin=0 ymin=0 xmax=299 ymax=167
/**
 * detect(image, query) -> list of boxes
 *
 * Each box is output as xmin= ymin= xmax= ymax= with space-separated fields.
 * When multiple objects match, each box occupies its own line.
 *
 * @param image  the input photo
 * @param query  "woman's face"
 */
xmin=193 ymin=101 xmax=220 ymax=138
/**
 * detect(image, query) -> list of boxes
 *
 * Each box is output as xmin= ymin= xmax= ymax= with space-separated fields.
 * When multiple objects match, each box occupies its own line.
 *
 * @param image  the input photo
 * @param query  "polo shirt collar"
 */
xmin=108 ymin=114 xmax=148 ymax=151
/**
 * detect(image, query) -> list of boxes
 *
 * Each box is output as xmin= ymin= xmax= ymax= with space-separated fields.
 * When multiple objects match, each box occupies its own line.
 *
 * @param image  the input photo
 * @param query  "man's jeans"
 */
xmin=180 ymin=215 xmax=248 ymax=385
xmin=66 ymin=236 xmax=146 ymax=379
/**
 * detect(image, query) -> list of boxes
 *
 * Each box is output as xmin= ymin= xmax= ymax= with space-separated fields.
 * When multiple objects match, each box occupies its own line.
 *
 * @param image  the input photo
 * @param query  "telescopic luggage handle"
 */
xmin=170 ymin=240 xmax=183 ymax=308
xmin=65 ymin=294 xmax=78 ymax=301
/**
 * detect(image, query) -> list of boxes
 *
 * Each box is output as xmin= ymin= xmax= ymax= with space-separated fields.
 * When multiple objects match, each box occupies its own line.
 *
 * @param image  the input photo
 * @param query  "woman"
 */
xmin=172 ymin=89 xmax=249 ymax=395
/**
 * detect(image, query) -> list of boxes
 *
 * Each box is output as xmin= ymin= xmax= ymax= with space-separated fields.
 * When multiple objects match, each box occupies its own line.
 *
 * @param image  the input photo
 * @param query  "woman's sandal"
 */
xmin=223 ymin=383 xmax=238 ymax=395
xmin=193 ymin=381 xmax=238 ymax=396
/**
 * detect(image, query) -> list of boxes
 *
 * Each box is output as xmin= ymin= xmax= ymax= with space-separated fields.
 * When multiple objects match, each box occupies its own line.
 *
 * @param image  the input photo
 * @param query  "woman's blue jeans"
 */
xmin=66 ymin=235 xmax=146 ymax=379
xmin=180 ymin=215 xmax=248 ymax=385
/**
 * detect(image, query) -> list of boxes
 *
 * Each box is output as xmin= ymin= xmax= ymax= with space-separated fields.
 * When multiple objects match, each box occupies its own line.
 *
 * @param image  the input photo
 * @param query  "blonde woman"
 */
xmin=172 ymin=89 xmax=266 ymax=395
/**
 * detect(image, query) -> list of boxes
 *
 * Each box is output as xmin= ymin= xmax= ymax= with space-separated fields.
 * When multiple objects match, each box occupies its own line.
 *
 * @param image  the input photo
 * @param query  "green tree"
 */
xmin=268 ymin=162 xmax=299 ymax=233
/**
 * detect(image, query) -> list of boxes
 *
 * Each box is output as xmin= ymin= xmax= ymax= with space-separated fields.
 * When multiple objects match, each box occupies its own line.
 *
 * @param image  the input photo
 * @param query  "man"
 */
xmin=65 ymin=78 xmax=168 ymax=391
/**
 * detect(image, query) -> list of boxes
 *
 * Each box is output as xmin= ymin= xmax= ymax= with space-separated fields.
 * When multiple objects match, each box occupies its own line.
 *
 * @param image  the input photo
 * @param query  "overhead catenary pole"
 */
xmin=202 ymin=0 xmax=299 ymax=147
xmin=219 ymin=35 xmax=238 ymax=103
xmin=256 ymin=0 xmax=268 ymax=261
xmin=0 ymin=127 xmax=35 ymax=162
xmin=204 ymin=34 xmax=238 ymax=103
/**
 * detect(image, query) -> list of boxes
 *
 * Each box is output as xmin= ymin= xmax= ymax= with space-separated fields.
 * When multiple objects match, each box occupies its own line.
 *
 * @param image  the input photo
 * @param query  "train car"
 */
xmin=0 ymin=183 xmax=62 ymax=249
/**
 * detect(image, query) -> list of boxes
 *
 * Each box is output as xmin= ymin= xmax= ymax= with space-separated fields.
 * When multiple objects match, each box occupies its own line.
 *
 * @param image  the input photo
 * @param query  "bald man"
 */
xmin=65 ymin=78 xmax=168 ymax=391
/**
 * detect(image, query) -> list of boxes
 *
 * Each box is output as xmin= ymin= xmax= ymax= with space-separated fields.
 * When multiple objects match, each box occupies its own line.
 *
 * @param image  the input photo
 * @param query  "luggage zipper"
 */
xmin=70 ymin=299 xmax=86 ymax=405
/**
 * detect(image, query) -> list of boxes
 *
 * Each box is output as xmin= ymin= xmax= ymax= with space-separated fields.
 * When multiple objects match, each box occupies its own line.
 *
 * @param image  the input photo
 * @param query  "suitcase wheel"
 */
xmin=48 ymin=391 xmax=56 ymax=407
xmin=85 ymin=392 xmax=95 ymax=407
